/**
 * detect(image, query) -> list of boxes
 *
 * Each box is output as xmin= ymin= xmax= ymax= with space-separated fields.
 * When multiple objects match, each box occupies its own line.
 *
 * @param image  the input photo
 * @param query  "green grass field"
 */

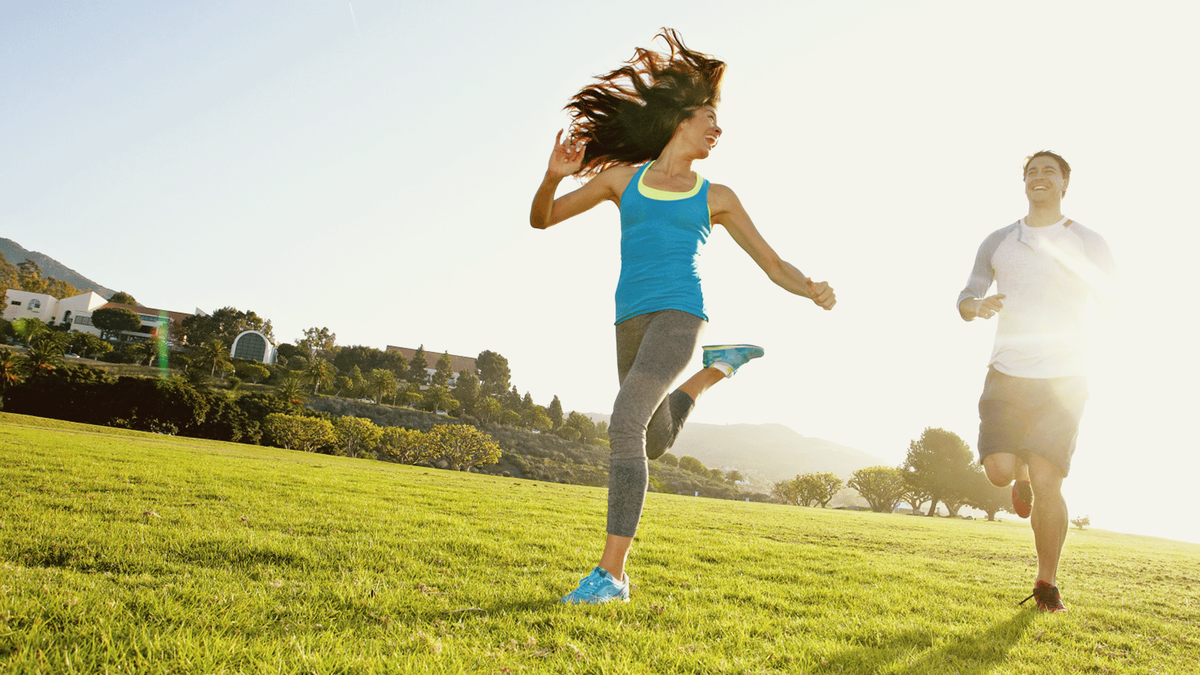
xmin=2 ymin=412 xmax=1197 ymax=674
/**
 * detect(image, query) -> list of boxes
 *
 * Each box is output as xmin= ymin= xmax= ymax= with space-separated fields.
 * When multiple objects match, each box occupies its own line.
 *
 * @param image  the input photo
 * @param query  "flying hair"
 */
xmin=564 ymin=29 xmax=726 ymax=178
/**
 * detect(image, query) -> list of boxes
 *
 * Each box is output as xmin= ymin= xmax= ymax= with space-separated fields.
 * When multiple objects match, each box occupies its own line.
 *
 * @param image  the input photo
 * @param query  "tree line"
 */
xmin=0 ymin=286 xmax=750 ymax=495
xmin=1 ymin=289 xmax=611 ymax=452
xmin=168 ymin=312 xmax=612 ymax=448
xmin=0 ymin=261 xmax=604 ymax=452
xmin=0 ymin=356 xmax=506 ymax=473
xmin=772 ymin=427 xmax=1014 ymax=521
xmin=0 ymin=347 xmax=759 ymax=502
xmin=0 ymin=255 xmax=85 ymax=305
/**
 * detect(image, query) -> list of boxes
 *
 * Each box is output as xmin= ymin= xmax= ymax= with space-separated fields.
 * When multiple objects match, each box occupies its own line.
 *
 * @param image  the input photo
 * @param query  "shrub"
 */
xmin=234 ymin=361 xmax=271 ymax=384
xmin=332 ymin=416 xmax=382 ymax=458
xmin=263 ymin=413 xmax=336 ymax=453
xmin=424 ymin=425 xmax=502 ymax=471
xmin=377 ymin=427 xmax=437 ymax=464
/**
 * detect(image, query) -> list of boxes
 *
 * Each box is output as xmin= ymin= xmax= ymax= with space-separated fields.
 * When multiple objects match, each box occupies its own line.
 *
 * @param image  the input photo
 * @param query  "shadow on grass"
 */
xmin=823 ymin=610 xmax=1037 ymax=674
xmin=168 ymin=539 xmax=316 ymax=569
xmin=12 ymin=542 xmax=159 ymax=575
xmin=481 ymin=598 xmax=562 ymax=614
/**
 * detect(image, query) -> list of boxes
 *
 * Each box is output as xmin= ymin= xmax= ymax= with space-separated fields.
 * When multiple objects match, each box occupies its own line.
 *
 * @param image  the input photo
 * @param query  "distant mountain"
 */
xmin=670 ymin=422 xmax=889 ymax=483
xmin=0 ymin=237 xmax=114 ymax=298
xmin=589 ymin=413 xmax=888 ymax=484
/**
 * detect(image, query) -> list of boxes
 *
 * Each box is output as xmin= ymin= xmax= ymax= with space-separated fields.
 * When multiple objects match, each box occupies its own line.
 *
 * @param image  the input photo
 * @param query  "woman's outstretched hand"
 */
xmin=547 ymin=130 xmax=585 ymax=179
xmin=806 ymin=279 xmax=836 ymax=310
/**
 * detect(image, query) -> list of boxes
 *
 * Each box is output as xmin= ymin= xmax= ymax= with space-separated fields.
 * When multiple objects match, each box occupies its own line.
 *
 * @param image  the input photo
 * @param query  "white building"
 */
xmin=3 ymin=290 xmax=190 ymax=347
xmin=231 ymin=330 xmax=276 ymax=364
xmin=4 ymin=289 xmax=108 ymax=326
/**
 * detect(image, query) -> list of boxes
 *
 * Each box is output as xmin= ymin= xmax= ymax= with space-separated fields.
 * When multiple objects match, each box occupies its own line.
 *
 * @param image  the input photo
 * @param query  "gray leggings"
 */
xmin=607 ymin=310 xmax=704 ymax=537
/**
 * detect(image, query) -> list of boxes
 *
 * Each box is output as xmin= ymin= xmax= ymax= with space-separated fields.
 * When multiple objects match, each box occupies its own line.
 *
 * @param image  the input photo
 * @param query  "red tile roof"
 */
xmin=96 ymin=302 xmax=193 ymax=325
xmin=94 ymin=302 xmax=192 ymax=342
xmin=386 ymin=346 xmax=476 ymax=375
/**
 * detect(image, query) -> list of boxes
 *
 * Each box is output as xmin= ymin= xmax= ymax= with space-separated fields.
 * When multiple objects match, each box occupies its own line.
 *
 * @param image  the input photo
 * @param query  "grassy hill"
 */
xmin=2 ymin=412 xmax=1198 ymax=674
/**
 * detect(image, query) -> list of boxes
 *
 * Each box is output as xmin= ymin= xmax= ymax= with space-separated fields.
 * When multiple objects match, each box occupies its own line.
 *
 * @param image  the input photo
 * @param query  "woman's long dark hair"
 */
xmin=566 ymin=29 xmax=726 ymax=178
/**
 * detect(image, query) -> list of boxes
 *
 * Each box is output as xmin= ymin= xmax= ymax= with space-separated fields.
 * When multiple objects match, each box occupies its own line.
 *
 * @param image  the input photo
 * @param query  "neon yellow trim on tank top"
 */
xmin=637 ymin=161 xmax=704 ymax=201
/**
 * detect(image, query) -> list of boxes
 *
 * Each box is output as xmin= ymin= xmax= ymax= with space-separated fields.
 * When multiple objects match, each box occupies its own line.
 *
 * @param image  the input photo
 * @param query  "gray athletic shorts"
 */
xmin=977 ymin=367 xmax=1089 ymax=476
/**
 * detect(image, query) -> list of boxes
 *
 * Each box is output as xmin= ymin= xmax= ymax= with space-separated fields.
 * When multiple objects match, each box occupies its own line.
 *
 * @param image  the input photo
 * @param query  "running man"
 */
xmin=957 ymin=150 xmax=1116 ymax=612
xmin=531 ymin=29 xmax=836 ymax=604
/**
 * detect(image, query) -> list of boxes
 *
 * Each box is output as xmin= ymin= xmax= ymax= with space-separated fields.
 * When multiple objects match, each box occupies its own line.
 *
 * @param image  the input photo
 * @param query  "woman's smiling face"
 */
xmin=676 ymin=105 xmax=722 ymax=158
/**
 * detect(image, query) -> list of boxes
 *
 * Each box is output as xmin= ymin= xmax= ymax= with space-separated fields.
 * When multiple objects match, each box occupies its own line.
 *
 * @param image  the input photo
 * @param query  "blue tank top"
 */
xmin=615 ymin=161 xmax=712 ymax=324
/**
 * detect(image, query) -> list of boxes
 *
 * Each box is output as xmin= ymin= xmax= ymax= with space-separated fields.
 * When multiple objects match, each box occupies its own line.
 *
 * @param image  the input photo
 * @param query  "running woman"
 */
xmin=530 ymin=29 xmax=836 ymax=604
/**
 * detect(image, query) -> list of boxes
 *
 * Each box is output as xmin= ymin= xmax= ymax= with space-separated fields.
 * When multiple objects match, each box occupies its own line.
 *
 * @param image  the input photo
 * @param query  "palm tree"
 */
xmin=126 ymin=340 xmax=158 ymax=367
xmin=10 ymin=317 xmax=49 ymax=347
xmin=274 ymin=373 xmax=306 ymax=409
xmin=194 ymin=340 xmax=231 ymax=377
xmin=20 ymin=332 xmax=66 ymax=378
xmin=366 ymin=368 xmax=398 ymax=404
xmin=421 ymin=386 xmax=458 ymax=415
xmin=0 ymin=350 xmax=24 ymax=407
xmin=304 ymin=357 xmax=334 ymax=395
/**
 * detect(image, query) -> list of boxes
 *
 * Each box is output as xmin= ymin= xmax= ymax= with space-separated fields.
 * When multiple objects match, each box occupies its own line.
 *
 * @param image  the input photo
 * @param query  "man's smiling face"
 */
xmin=1024 ymin=155 xmax=1068 ymax=202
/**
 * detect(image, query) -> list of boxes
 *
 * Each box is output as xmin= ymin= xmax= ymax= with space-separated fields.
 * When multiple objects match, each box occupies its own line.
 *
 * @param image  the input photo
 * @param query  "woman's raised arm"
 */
xmin=709 ymin=183 xmax=836 ymax=310
xmin=530 ymin=132 xmax=629 ymax=229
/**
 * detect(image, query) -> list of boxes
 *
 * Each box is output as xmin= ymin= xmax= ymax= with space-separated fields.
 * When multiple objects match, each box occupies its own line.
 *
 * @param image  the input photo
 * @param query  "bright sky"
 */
xmin=4 ymin=1 xmax=1198 ymax=544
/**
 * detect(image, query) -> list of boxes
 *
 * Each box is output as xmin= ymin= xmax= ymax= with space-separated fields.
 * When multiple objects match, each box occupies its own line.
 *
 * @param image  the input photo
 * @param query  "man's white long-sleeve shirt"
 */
xmin=958 ymin=217 xmax=1117 ymax=378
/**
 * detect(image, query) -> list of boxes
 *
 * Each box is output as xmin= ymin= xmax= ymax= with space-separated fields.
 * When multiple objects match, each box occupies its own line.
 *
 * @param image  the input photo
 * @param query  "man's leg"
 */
xmin=980 ymin=370 xmax=1035 ymax=519
xmin=1028 ymin=453 xmax=1068 ymax=585
xmin=983 ymin=452 xmax=1033 ymax=517
xmin=982 ymin=452 xmax=1020 ymax=487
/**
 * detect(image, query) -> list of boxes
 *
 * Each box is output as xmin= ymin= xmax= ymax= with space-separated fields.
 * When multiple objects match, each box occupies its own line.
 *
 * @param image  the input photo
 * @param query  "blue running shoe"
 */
xmin=560 ymin=567 xmax=630 ymax=604
xmin=702 ymin=344 xmax=765 ymax=378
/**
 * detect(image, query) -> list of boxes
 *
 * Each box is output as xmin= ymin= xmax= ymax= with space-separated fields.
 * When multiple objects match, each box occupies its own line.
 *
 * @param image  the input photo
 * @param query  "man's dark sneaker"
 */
xmin=1020 ymin=580 xmax=1068 ymax=613
xmin=1012 ymin=480 xmax=1033 ymax=519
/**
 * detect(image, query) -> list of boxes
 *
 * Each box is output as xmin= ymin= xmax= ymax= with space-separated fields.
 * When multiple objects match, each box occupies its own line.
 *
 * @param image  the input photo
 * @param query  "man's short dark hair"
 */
xmin=1024 ymin=151 xmax=1071 ymax=182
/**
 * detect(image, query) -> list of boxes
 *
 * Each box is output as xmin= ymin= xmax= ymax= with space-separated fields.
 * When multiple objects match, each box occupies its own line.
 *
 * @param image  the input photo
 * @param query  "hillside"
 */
xmin=0 ymin=237 xmax=114 ymax=298
xmin=304 ymin=397 xmax=758 ymax=500
xmin=672 ymin=422 xmax=890 ymax=482
xmin=589 ymin=413 xmax=889 ymax=483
